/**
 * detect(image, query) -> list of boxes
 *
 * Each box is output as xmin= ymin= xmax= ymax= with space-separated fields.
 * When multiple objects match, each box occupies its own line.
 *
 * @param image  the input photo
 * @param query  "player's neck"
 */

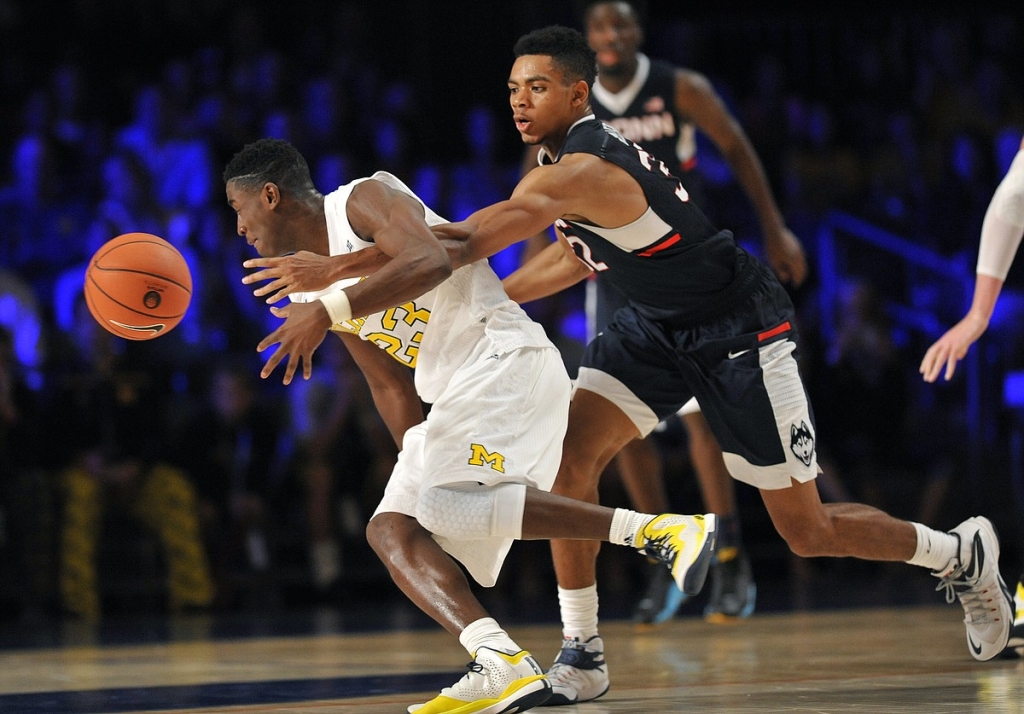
xmin=542 ymin=111 xmax=593 ymax=159
xmin=597 ymin=58 xmax=639 ymax=94
xmin=290 ymin=199 xmax=330 ymax=255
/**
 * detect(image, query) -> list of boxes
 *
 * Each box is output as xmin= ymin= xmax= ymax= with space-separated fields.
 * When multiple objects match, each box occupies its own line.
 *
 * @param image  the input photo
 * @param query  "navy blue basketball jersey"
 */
xmin=591 ymin=56 xmax=696 ymax=176
xmin=543 ymin=117 xmax=760 ymax=325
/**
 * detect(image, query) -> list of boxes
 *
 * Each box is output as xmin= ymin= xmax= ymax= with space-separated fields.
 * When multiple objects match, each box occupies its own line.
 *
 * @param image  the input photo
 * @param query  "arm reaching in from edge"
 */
xmin=241 ymin=161 xmax=576 ymax=306
xmin=243 ymin=248 xmax=391 ymax=305
xmin=920 ymin=137 xmax=1024 ymax=383
xmin=919 ymin=275 xmax=1003 ymax=383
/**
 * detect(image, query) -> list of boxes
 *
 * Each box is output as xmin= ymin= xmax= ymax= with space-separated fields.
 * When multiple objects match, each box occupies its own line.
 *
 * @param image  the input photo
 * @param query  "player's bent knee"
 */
xmin=415 ymin=483 xmax=526 ymax=540
xmin=551 ymin=462 xmax=601 ymax=501
xmin=366 ymin=512 xmax=407 ymax=560
xmin=775 ymin=522 xmax=830 ymax=558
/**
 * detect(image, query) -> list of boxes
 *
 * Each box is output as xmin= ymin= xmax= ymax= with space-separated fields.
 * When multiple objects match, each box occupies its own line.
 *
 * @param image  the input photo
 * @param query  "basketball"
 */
xmin=83 ymin=232 xmax=193 ymax=341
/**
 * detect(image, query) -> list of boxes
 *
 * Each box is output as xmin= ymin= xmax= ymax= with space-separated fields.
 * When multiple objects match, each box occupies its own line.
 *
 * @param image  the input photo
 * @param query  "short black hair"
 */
xmin=579 ymin=0 xmax=648 ymax=28
xmin=513 ymin=25 xmax=597 ymax=89
xmin=222 ymin=137 xmax=316 ymax=197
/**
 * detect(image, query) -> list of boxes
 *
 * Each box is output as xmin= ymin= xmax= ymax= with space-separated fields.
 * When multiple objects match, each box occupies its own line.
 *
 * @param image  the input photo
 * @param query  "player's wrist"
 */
xmin=319 ymin=290 xmax=352 ymax=325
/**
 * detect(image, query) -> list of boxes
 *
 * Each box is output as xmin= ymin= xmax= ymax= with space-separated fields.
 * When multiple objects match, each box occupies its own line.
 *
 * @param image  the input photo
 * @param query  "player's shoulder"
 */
xmin=672 ymin=65 xmax=713 ymax=91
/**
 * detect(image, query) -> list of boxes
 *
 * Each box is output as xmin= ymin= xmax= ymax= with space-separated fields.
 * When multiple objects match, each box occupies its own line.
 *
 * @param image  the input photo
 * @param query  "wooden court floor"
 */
xmin=0 ymin=605 xmax=1021 ymax=713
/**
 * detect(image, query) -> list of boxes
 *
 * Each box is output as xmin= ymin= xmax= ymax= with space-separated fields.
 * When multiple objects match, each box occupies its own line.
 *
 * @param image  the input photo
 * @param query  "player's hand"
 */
xmin=919 ymin=312 xmax=989 ymax=383
xmin=764 ymin=226 xmax=808 ymax=287
xmin=242 ymin=251 xmax=338 ymax=304
xmin=256 ymin=301 xmax=333 ymax=385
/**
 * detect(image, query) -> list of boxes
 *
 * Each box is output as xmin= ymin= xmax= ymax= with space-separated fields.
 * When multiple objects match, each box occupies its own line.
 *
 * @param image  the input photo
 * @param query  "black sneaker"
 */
xmin=703 ymin=546 xmax=757 ymax=623
xmin=632 ymin=562 xmax=688 ymax=625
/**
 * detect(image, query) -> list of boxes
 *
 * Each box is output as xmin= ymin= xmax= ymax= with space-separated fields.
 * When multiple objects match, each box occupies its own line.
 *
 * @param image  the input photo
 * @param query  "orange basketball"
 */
xmin=83 ymin=232 xmax=193 ymax=340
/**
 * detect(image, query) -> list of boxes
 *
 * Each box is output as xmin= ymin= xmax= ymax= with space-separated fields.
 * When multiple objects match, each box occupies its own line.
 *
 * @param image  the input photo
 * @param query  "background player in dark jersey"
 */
xmin=242 ymin=25 xmax=1014 ymax=706
xmin=514 ymin=0 xmax=808 ymax=627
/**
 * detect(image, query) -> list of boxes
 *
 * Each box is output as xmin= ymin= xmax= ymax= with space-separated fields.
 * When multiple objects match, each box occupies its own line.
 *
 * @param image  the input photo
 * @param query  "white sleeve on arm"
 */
xmin=977 ymin=149 xmax=1024 ymax=280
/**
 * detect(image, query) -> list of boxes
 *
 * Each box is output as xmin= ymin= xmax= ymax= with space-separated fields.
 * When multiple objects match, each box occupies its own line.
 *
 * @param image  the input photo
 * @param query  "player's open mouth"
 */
xmin=597 ymin=49 xmax=620 ymax=66
xmin=514 ymin=117 xmax=531 ymax=132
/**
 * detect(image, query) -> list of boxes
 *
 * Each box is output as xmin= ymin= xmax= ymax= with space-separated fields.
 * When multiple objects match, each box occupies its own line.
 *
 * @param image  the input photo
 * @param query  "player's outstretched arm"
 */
xmin=921 ymin=137 xmax=1024 ymax=383
xmin=243 ymin=249 xmax=391 ymax=304
xmin=503 ymin=234 xmax=592 ymax=304
xmin=675 ymin=67 xmax=807 ymax=287
xmin=432 ymin=163 xmax=579 ymax=270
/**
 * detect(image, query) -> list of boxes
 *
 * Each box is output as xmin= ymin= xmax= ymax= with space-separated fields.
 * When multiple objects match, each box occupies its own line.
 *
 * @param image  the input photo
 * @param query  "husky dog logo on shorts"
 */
xmin=790 ymin=421 xmax=815 ymax=466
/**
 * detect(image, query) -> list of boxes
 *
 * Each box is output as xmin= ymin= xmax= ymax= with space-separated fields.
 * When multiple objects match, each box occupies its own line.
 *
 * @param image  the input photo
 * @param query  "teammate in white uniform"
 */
xmin=224 ymin=138 xmax=719 ymax=713
xmin=920 ymin=134 xmax=1024 ymax=658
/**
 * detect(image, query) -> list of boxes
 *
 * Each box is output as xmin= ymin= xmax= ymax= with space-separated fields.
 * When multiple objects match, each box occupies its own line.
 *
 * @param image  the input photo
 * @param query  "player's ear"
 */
xmin=572 ymin=79 xmax=589 ymax=108
xmin=262 ymin=182 xmax=281 ymax=208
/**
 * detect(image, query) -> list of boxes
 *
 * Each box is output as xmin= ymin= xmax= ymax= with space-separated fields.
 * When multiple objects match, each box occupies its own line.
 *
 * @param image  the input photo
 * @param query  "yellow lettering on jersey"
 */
xmin=364 ymin=330 xmax=422 ymax=368
xmin=404 ymin=331 xmax=423 ymax=364
xmin=330 ymin=316 xmax=366 ymax=335
xmin=468 ymin=444 xmax=506 ymax=473
xmin=381 ymin=302 xmax=430 ymax=331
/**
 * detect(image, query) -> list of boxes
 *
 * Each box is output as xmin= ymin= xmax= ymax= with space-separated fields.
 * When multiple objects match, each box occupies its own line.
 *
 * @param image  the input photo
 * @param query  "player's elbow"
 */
xmin=413 ymin=246 xmax=453 ymax=285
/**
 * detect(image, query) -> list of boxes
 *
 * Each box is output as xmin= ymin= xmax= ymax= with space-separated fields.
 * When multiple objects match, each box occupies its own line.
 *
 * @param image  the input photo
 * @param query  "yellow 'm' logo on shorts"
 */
xmin=468 ymin=444 xmax=505 ymax=473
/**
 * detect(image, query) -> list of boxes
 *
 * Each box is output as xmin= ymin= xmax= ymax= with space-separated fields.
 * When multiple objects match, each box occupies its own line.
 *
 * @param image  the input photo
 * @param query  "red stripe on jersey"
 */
xmin=758 ymin=321 xmax=792 ymax=342
xmin=637 ymin=233 xmax=681 ymax=257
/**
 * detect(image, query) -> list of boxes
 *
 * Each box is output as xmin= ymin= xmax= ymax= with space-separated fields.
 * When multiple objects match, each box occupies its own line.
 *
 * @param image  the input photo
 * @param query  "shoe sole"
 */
xmin=492 ymin=680 xmax=552 ymax=713
xmin=539 ymin=682 xmax=609 ymax=707
xmin=680 ymin=515 xmax=717 ymax=596
xmin=965 ymin=517 xmax=1014 ymax=661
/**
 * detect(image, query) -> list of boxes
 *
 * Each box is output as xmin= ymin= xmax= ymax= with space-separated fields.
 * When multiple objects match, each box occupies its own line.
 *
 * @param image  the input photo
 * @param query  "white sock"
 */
xmin=608 ymin=508 xmax=655 ymax=547
xmin=459 ymin=617 xmax=519 ymax=657
xmin=907 ymin=522 xmax=959 ymax=572
xmin=558 ymin=584 xmax=599 ymax=641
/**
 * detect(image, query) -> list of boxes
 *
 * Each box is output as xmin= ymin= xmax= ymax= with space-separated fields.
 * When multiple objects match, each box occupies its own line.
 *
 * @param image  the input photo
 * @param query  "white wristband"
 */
xmin=318 ymin=290 xmax=352 ymax=325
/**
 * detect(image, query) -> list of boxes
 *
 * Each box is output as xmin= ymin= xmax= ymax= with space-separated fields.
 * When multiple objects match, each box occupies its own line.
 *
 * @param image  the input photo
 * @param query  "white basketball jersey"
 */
xmin=291 ymin=171 xmax=552 ymax=403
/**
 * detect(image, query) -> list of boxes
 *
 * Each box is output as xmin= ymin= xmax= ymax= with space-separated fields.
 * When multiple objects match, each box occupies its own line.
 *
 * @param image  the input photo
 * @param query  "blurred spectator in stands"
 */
xmin=47 ymin=296 xmax=214 ymax=619
xmin=814 ymin=279 xmax=912 ymax=512
xmin=51 ymin=150 xmax=165 ymax=339
xmin=280 ymin=330 xmax=404 ymax=599
xmin=168 ymin=360 xmax=292 ymax=609
xmin=0 ymin=325 xmax=53 ymax=619
xmin=0 ymin=132 xmax=90 ymax=297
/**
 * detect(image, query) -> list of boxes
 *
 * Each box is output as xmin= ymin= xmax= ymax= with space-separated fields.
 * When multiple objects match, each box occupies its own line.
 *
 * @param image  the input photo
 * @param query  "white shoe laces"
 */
xmin=546 ymin=661 xmax=580 ymax=688
xmin=936 ymin=562 xmax=995 ymax=625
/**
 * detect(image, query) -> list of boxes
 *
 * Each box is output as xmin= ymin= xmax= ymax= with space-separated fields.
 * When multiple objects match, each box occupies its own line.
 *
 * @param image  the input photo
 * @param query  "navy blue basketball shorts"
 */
xmin=575 ymin=276 xmax=818 ymax=490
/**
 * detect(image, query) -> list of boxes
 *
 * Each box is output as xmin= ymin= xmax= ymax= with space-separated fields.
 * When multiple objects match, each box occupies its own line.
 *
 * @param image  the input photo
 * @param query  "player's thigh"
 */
xmin=373 ymin=421 xmax=428 ymax=520
xmin=424 ymin=344 xmax=570 ymax=493
xmin=576 ymin=312 xmax=695 ymax=438
xmin=697 ymin=336 xmax=819 ymax=491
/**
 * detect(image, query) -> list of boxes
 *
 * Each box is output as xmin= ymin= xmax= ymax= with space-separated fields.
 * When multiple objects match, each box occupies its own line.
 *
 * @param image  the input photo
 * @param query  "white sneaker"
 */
xmin=633 ymin=513 xmax=717 ymax=596
xmin=540 ymin=636 xmax=609 ymax=706
xmin=408 ymin=647 xmax=550 ymax=714
xmin=933 ymin=516 xmax=1014 ymax=661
